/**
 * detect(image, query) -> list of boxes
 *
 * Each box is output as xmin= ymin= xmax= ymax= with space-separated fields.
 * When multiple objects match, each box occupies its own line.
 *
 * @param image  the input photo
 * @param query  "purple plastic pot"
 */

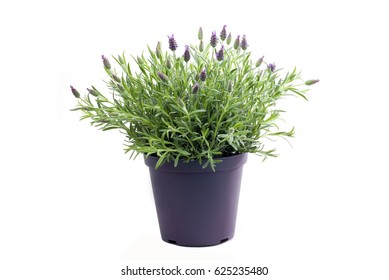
xmin=144 ymin=153 xmax=248 ymax=247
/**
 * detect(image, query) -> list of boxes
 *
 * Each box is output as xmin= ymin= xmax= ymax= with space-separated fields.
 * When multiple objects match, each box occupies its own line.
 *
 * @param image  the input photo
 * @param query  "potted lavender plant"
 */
xmin=70 ymin=26 xmax=319 ymax=247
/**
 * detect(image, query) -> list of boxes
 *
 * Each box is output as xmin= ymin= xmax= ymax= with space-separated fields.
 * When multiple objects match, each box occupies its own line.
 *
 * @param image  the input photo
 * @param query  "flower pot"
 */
xmin=144 ymin=153 xmax=248 ymax=247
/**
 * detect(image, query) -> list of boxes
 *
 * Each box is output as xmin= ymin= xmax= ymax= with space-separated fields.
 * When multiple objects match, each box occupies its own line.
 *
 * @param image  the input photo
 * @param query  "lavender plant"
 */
xmin=71 ymin=26 xmax=319 ymax=169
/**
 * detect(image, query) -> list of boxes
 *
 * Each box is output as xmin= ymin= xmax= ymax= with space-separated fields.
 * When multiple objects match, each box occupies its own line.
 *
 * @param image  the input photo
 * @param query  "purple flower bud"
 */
xmin=233 ymin=35 xmax=240 ymax=50
xmin=112 ymin=74 xmax=121 ymax=83
xmin=210 ymin=31 xmax=218 ymax=48
xmin=183 ymin=45 xmax=191 ymax=62
xmin=256 ymin=56 xmax=264 ymax=67
xmin=220 ymin=25 xmax=227 ymax=41
xmin=102 ymin=55 xmax=111 ymax=70
xmin=87 ymin=87 xmax=98 ymax=97
xmin=226 ymin=32 xmax=232 ymax=45
xmin=192 ymin=82 xmax=199 ymax=94
xmin=157 ymin=71 xmax=168 ymax=82
xmin=199 ymin=40 xmax=204 ymax=52
xmin=240 ymin=35 xmax=248 ymax=50
xmin=305 ymin=79 xmax=320 ymax=86
xmin=216 ymin=45 xmax=224 ymax=61
xmin=156 ymin=41 xmax=162 ymax=58
xmin=268 ymin=63 xmax=276 ymax=72
xmin=168 ymin=34 xmax=178 ymax=51
xmin=199 ymin=68 xmax=206 ymax=81
xmin=70 ymin=85 xmax=80 ymax=98
xmin=198 ymin=27 xmax=203 ymax=40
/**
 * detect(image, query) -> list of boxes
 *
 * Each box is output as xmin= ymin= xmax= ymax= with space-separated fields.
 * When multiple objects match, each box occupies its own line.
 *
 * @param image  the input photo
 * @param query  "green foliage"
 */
xmin=71 ymin=27 xmax=318 ymax=170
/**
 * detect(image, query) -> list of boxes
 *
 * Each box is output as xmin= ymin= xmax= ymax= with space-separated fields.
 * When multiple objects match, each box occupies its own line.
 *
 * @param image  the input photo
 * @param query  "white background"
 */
xmin=1 ymin=0 xmax=388 ymax=279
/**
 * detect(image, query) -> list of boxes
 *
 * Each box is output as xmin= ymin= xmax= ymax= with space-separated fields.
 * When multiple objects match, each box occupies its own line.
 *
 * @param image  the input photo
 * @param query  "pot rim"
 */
xmin=144 ymin=153 xmax=248 ymax=173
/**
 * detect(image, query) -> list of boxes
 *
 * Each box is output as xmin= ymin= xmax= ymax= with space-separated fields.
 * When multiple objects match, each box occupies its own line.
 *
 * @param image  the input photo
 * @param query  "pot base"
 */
xmin=163 ymin=236 xmax=232 ymax=247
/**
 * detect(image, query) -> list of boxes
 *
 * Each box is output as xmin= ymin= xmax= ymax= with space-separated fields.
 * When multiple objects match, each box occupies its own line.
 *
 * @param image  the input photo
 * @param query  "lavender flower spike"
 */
xmin=198 ymin=27 xmax=203 ymax=40
xmin=233 ymin=35 xmax=240 ymax=50
xmin=305 ymin=79 xmax=320 ymax=85
xmin=240 ymin=35 xmax=248 ymax=50
xmin=156 ymin=41 xmax=162 ymax=58
xmin=226 ymin=32 xmax=232 ymax=45
xmin=168 ymin=35 xmax=178 ymax=51
xmin=102 ymin=55 xmax=111 ymax=70
xmin=117 ymin=83 xmax=124 ymax=92
xmin=199 ymin=40 xmax=204 ymax=52
xmin=192 ymin=82 xmax=199 ymax=94
xmin=166 ymin=59 xmax=172 ymax=69
xmin=70 ymin=85 xmax=80 ymax=98
xmin=227 ymin=81 xmax=232 ymax=92
xmin=210 ymin=31 xmax=218 ymax=48
xmin=112 ymin=74 xmax=121 ymax=83
xmin=220 ymin=25 xmax=227 ymax=41
xmin=268 ymin=63 xmax=276 ymax=72
xmin=200 ymin=68 xmax=206 ymax=81
xmin=157 ymin=71 xmax=168 ymax=82
xmin=216 ymin=45 xmax=225 ymax=61
xmin=256 ymin=56 xmax=264 ymax=67
xmin=183 ymin=45 xmax=191 ymax=62
xmin=87 ymin=87 xmax=98 ymax=97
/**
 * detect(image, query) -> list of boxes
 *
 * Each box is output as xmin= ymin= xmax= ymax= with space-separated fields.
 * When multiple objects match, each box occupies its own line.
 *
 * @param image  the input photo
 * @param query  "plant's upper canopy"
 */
xmin=71 ymin=26 xmax=318 ymax=169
